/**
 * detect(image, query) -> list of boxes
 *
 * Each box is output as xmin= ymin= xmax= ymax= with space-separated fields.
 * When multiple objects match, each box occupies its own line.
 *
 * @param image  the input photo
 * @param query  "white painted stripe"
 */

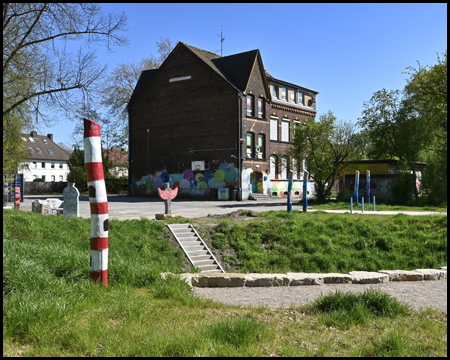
xmin=169 ymin=75 xmax=191 ymax=82
xmin=87 ymin=180 xmax=108 ymax=203
xmin=90 ymin=213 xmax=109 ymax=238
xmin=90 ymin=249 xmax=108 ymax=271
xmin=84 ymin=137 xmax=102 ymax=163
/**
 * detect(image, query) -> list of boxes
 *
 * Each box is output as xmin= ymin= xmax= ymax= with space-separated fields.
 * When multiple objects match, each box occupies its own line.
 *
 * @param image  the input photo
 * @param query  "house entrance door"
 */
xmin=250 ymin=172 xmax=263 ymax=193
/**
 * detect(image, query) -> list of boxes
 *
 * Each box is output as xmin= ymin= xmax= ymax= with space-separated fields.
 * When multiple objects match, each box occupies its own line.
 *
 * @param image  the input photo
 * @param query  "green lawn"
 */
xmin=307 ymin=199 xmax=447 ymax=212
xmin=3 ymin=210 xmax=447 ymax=357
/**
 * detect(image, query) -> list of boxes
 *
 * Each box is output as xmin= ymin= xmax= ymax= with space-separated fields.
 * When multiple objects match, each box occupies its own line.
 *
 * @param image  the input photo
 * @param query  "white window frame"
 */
xmin=270 ymin=118 xmax=278 ymax=141
xmin=281 ymin=119 xmax=290 ymax=142
xmin=270 ymin=155 xmax=277 ymax=180
xmin=281 ymin=157 xmax=288 ymax=179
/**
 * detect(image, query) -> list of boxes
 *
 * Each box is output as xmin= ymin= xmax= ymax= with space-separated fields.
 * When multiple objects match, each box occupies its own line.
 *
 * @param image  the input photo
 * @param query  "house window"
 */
xmin=281 ymin=156 xmax=288 ymax=179
xmin=51 ymin=175 xmax=55 ymax=182
xmin=290 ymin=90 xmax=295 ymax=102
xmin=270 ymin=155 xmax=278 ymax=179
xmin=32 ymin=161 xmax=37 ymax=168
xmin=257 ymin=134 xmax=265 ymax=159
xmin=59 ymin=163 xmax=63 ymax=169
xmin=33 ymin=175 xmax=37 ymax=180
xmin=21 ymin=137 xmax=27 ymax=141
xmin=270 ymin=118 xmax=278 ymax=141
xmin=28 ymin=137 xmax=35 ymax=142
xmin=42 ymin=162 xmax=45 ymax=168
xmin=298 ymin=93 xmax=303 ymax=105
xmin=272 ymin=85 xmax=277 ymax=98
xmin=48 ymin=149 xmax=53 ymax=154
xmin=28 ymin=147 xmax=34 ymax=153
xmin=292 ymin=158 xmax=300 ymax=179
xmin=43 ymin=139 xmax=48 ymax=144
xmin=51 ymin=162 xmax=55 ymax=169
xmin=281 ymin=88 xmax=286 ymax=100
xmin=282 ymin=120 xmax=290 ymax=142
xmin=246 ymin=95 xmax=254 ymax=117
xmin=41 ymin=175 xmax=46 ymax=181
xmin=35 ymin=148 xmax=42 ymax=154
xmin=59 ymin=175 xmax=63 ymax=181
xmin=257 ymin=98 xmax=264 ymax=118
xmin=246 ymin=133 xmax=254 ymax=158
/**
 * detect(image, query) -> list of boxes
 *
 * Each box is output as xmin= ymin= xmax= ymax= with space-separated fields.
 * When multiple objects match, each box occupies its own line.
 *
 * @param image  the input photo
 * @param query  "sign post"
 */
xmin=287 ymin=171 xmax=293 ymax=213
xmin=366 ymin=170 xmax=370 ymax=204
xmin=354 ymin=170 xmax=360 ymax=205
xmin=302 ymin=170 xmax=309 ymax=212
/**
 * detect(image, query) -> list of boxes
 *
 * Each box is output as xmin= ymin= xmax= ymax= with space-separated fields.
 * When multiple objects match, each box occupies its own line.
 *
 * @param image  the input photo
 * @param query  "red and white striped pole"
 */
xmin=83 ymin=118 xmax=108 ymax=286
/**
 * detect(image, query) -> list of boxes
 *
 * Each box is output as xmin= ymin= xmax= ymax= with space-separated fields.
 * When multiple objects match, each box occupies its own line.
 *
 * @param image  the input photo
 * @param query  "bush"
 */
xmin=32 ymin=178 xmax=44 ymax=182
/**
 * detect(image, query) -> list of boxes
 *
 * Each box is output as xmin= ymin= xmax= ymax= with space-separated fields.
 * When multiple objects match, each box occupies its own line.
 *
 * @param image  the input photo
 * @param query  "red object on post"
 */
xmin=14 ymin=187 xmax=20 ymax=210
xmin=158 ymin=187 xmax=178 ymax=200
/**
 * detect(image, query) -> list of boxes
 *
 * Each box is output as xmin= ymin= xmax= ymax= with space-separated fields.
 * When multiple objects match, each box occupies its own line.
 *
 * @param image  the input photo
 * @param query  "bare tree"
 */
xmin=3 ymin=3 xmax=128 ymax=125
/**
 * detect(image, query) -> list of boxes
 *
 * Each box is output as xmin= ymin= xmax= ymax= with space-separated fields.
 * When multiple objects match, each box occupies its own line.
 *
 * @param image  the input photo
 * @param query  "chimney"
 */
xmin=47 ymin=134 xmax=53 ymax=141
xmin=30 ymin=131 xmax=38 ymax=138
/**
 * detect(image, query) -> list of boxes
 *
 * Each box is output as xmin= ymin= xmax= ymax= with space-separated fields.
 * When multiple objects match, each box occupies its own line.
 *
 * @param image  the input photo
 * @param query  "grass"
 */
xmin=192 ymin=211 xmax=447 ymax=274
xmin=3 ymin=209 xmax=447 ymax=357
xmin=308 ymin=199 xmax=447 ymax=212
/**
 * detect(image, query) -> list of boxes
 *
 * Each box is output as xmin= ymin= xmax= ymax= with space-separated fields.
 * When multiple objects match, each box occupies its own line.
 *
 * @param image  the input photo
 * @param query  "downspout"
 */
xmin=238 ymin=91 xmax=243 ymax=201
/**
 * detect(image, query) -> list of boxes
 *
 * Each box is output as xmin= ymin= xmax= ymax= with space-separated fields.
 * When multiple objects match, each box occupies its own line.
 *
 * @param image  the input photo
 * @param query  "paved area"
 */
xmin=14 ymin=194 xmax=447 ymax=220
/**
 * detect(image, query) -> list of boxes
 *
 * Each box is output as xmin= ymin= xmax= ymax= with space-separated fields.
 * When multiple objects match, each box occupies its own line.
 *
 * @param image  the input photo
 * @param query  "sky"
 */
xmin=37 ymin=3 xmax=447 ymax=147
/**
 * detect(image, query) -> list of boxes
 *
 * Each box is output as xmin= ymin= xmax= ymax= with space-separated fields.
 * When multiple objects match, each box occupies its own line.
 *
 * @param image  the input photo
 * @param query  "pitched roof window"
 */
xmin=43 ymin=139 xmax=48 ymax=144
xmin=22 ymin=137 xmax=27 ymax=141
xmin=28 ymin=137 xmax=35 ymax=142
xmin=48 ymin=149 xmax=53 ymax=154
xmin=35 ymin=148 xmax=42 ymax=154
xmin=28 ymin=147 xmax=34 ymax=153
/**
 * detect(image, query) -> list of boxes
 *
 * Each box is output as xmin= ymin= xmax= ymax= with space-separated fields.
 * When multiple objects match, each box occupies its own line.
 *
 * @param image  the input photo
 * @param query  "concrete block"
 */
xmin=349 ymin=271 xmax=389 ymax=284
xmin=245 ymin=273 xmax=290 ymax=287
xmin=287 ymin=273 xmax=323 ymax=286
xmin=323 ymin=273 xmax=353 ymax=284
xmin=378 ymin=270 xmax=424 ymax=281
xmin=191 ymin=273 xmax=246 ymax=287
xmin=414 ymin=269 xmax=447 ymax=280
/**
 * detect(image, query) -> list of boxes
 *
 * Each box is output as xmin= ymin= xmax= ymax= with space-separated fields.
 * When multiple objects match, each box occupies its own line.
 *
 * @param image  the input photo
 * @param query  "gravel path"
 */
xmin=193 ymin=279 xmax=447 ymax=313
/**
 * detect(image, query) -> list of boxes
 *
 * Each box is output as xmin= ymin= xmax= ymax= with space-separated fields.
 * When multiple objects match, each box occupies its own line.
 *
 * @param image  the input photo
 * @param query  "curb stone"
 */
xmin=161 ymin=267 xmax=447 ymax=288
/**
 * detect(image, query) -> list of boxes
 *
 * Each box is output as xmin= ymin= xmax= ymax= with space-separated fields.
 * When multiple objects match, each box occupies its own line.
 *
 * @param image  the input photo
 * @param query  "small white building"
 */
xmin=19 ymin=131 xmax=71 ymax=182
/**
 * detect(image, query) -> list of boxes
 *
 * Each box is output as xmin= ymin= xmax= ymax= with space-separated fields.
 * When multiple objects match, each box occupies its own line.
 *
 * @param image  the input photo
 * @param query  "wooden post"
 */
xmin=366 ymin=170 xmax=370 ymax=203
xmin=355 ymin=170 xmax=360 ymax=205
xmin=84 ymin=118 xmax=109 ymax=286
xmin=302 ymin=170 xmax=309 ymax=212
xmin=287 ymin=171 xmax=293 ymax=213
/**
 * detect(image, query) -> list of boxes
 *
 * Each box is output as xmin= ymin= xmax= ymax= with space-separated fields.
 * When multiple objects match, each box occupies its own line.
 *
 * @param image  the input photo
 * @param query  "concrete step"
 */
xmin=178 ymin=236 xmax=199 ymax=242
xmin=190 ymin=255 xmax=213 ymax=262
xmin=169 ymin=224 xmax=191 ymax=229
xmin=189 ymin=249 xmax=209 ymax=256
xmin=172 ymin=229 xmax=195 ymax=235
xmin=250 ymin=193 xmax=268 ymax=200
xmin=197 ymin=264 xmax=222 ymax=271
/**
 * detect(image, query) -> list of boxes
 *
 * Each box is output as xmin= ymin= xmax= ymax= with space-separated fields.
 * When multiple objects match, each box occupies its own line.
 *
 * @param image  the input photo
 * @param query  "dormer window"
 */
xmin=298 ymin=92 xmax=303 ymax=105
xmin=281 ymin=88 xmax=286 ymax=100
xmin=246 ymin=95 xmax=254 ymax=117
xmin=290 ymin=90 xmax=295 ymax=102
xmin=272 ymin=86 xmax=277 ymax=98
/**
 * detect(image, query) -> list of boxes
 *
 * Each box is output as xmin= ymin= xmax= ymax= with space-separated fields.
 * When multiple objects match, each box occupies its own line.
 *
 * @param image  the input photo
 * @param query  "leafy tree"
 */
xmin=287 ymin=111 xmax=363 ymax=201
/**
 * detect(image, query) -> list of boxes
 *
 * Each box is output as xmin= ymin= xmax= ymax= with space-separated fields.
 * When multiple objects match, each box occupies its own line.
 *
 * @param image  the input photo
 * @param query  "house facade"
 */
xmin=19 ymin=131 xmax=70 ymax=182
xmin=127 ymin=42 xmax=318 ymax=200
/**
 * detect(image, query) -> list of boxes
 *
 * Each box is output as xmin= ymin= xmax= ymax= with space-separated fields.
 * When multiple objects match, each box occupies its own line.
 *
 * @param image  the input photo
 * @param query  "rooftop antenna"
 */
xmin=217 ymin=25 xmax=225 ymax=56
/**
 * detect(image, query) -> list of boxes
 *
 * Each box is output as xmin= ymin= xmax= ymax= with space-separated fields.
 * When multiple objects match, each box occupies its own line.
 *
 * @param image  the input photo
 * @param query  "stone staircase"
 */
xmin=166 ymin=224 xmax=224 ymax=273
xmin=249 ymin=192 xmax=269 ymax=201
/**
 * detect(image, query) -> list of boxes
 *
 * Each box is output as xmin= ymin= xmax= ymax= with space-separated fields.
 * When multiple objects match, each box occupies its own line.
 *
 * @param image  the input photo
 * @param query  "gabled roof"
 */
xmin=21 ymin=132 xmax=70 ymax=162
xmin=128 ymin=42 xmax=272 ymax=106
xmin=128 ymin=69 xmax=158 ymax=106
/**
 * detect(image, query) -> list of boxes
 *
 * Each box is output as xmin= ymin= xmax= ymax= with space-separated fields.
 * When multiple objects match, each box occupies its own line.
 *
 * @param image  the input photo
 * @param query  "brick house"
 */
xmin=127 ymin=42 xmax=318 ymax=200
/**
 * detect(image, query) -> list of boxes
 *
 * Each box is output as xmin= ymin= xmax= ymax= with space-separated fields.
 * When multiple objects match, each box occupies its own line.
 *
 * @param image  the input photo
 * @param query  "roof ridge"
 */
xmin=180 ymin=42 xmax=221 ymax=58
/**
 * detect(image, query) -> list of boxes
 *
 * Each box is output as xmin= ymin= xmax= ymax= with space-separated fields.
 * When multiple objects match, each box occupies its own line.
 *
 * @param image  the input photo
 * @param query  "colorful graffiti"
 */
xmin=131 ymin=162 xmax=238 ymax=198
xmin=131 ymin=163 xmax=315 ymax=200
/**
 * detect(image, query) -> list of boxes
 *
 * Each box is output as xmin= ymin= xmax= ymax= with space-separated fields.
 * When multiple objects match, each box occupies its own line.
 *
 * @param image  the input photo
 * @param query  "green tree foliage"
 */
xmin=288 ymin=111 xmax=363 ymax=201
xmin=358 ymin=51 xmax=447 ymax=204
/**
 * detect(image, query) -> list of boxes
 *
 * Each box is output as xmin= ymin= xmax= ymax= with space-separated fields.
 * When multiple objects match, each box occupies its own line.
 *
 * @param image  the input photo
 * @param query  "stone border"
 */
xmin=162 ymin=267 xmax=447 ymax=288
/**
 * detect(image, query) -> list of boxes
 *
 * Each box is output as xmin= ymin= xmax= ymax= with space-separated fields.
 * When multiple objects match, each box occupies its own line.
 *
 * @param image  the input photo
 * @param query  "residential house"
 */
xmin=19 ymin=131 xmax=70 ymax=182
xmin=102 ymin=147 xmax=129 ymax=178
xmin=127 ymin=42 xmax=318 ymax=200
